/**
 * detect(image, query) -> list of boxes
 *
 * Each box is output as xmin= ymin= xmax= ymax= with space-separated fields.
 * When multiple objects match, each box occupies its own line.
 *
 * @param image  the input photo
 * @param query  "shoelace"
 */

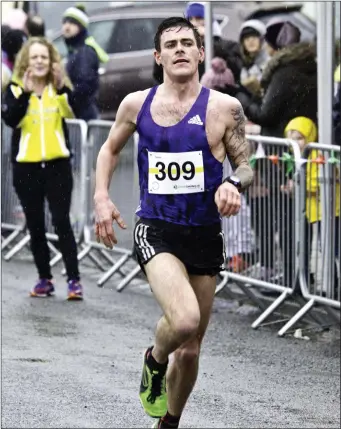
xmin=147 ymin=371 xmax=164 ymax=404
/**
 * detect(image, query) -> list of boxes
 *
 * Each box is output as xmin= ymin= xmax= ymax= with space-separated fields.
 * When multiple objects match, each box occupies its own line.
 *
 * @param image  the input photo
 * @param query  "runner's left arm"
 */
xmin=223 ymin=98 xmax=254 ymax=191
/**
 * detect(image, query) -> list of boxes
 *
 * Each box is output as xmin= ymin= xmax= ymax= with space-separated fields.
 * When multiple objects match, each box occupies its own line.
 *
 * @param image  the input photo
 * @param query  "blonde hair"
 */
xmin=13 ymin=37 xmax=72 ymax=89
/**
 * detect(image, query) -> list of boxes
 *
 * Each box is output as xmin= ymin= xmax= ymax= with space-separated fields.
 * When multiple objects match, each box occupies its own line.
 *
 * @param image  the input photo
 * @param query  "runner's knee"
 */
xmin=170 ymin=310 xmax=200 ymax=343
xmin=174 ymin=339 xmax=200 ymax=365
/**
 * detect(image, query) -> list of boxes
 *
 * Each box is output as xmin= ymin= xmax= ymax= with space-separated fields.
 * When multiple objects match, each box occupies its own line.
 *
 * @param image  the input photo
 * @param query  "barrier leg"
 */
xmin=252 ymin=289 xmax=290 ymax=329
xmin=47 ymin=241 xmax=61 ymax=257
xmin=87 ymin=250 xmax=110 ymax=272
xmin=97 ymin=254 xmax=130 ymax=287
xmin=98 ymin=248 xmax=128 ymax=277
xmin=236 ymin=282 xmax=268 ymax=312
xmin=323 ymin=305 xmax=341 ymax=324
xmin=3 ymin=234 xmax=31 ymax=261
xmin=49 ymin=252 xmax=63 ymax=267
xmin=1 ymin=228 xmax=23 ymax=251
xmin=99 ymin=248 xmax=116 ymax=264
xmin=277 ymin=299 xmax=315 ymax=337
xmin=294 ymin=295 xmax=330 ymax=328
xmin=116 ymin=264 xmax=142 ymax=292
xmin=77 ymin=244 xmax=92 ymax=262
xmin=61 ymin=244 xmax=107 ymax=276
xmin=215 ymin=272 xmax=229 ymax=295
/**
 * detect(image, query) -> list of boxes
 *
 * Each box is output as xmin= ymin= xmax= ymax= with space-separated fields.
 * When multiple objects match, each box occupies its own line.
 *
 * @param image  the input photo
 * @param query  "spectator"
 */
xmin=221 ymin=21 xmax=317 ymax=282
xmin=1 ymin=37 xmax=83 ymax=300
xmin=227 ymin=20 xmax=317 ymax=137
xmin=1 ymin=28 xmax=27 ymax=91
xmin=25 ymin=14 xmax=45 ymax=37
xmin=2 ymin=8 xmax=27 ymax=32
xmin=62 ymin=4 xmax=109 ymax=121
xmin=282 ymin=117 xmax=340 ymax=290
xmin=200 ymin=56 xmax=235 ymax=88
xmin=239 ymin=19 xmax=268 ymax=98
xmin=153 ymin=2 xmax=243 ymax=84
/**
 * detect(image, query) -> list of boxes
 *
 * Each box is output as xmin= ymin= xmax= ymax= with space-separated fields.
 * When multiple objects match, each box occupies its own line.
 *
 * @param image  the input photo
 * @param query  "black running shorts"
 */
xmin=134 ymin=217 xmax=226 ymax=277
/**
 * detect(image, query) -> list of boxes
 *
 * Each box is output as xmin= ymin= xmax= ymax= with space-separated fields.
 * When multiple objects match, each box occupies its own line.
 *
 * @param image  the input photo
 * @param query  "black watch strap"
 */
xmin=223 ymin=175 xmax=242 ymax=191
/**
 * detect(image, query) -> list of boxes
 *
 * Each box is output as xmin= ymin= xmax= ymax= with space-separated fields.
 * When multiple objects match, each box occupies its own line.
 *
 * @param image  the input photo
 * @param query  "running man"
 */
xmin=94 ymin=17 xmax=253 ymax=428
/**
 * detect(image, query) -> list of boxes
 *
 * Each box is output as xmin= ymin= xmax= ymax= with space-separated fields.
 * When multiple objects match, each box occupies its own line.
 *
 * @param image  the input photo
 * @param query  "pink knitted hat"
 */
xmin=200 ymin=57 xmax=235 ymax=89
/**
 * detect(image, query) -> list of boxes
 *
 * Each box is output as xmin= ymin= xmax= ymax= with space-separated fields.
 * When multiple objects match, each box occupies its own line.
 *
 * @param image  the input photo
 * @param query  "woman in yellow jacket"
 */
xmin=283 ymin=116 xmax=340 ymax=290
xmin=2 ymin=37 xmax=83 ymax=300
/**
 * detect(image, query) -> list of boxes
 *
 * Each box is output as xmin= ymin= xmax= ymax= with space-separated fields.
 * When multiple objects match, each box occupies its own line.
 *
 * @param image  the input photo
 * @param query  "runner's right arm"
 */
xmin=94 ymin=93 xmax=139 ymax=248
xmin=94 ymin=94 xmax=137 ymax=198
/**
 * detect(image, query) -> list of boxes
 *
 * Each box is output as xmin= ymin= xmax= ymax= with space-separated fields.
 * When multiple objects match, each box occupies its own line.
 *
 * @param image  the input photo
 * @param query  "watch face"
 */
xmin=230 ymin=175 xmax=241 ymax=184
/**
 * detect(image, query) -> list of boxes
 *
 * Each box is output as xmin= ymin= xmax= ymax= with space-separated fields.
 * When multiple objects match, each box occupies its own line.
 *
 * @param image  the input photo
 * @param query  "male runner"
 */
xmin=94 ymin=17 xmax=253 ymax=428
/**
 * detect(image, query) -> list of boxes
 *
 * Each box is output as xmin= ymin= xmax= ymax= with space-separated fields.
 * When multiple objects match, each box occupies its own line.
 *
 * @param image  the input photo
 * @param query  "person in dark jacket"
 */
xmin=25 ymin=14 xmax=45 ymax=37
xmin=1 ymin=28 xmax=27 ymax=91
xmin=62 ymin=4 xmax=108 ymax=121
xmin=153 ymin=2 xmax=243 ymax=84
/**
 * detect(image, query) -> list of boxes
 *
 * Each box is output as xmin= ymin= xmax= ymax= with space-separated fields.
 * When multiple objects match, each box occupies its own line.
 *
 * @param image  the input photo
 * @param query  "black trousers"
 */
xmin=12 ymin=158 xmax=80 ymax=281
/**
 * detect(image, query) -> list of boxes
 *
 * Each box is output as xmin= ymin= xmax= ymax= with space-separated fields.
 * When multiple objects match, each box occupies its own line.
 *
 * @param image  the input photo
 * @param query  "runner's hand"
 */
xmin=94 ymin=196 xmax=127 ymax=249
xmin=215 ymin=182 xmax=241 ymax=217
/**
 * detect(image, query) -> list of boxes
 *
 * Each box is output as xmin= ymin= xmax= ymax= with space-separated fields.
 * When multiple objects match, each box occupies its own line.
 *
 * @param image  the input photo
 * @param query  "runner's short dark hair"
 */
xmin=154 ymin=16 xmax=202 ymax=52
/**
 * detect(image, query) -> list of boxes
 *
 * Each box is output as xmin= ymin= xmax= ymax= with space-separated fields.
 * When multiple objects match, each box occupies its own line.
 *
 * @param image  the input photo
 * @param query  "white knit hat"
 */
xmin=63 ymin=6 xmax=89 ymax=29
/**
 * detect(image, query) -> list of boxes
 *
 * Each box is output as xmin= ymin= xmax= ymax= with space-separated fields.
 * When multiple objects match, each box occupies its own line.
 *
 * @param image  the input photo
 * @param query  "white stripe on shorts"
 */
xmin=134 ymin=223 xmax=156 ymax=261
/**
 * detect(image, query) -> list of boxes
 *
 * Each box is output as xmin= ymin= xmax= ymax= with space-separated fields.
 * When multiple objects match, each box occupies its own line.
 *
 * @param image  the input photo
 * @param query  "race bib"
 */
xmin=148 ymin=151 xmax=205 ymax=195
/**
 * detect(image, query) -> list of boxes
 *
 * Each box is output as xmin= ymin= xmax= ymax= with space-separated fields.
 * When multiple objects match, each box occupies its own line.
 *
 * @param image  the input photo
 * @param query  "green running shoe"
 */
xmin=139 ymin=347 xmax=168 ymax=418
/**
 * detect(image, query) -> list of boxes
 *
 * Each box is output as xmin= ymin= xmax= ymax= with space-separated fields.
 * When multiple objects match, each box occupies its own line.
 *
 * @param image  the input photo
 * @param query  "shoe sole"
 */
xmin=30 ymin=292 xmax=55 ymax=298
xmin=67 ymin=293 xmax=83 ymax=300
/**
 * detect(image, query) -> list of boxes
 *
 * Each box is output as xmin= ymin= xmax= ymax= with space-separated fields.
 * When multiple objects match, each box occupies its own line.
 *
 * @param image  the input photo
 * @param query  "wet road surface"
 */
xmin=1 ymin=259 xmax=340 ymax=428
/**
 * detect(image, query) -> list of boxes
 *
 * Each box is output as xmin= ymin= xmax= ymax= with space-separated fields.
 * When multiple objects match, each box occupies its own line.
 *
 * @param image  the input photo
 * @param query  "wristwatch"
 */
xmin=223 ymin=175 xmax=242 ymax=192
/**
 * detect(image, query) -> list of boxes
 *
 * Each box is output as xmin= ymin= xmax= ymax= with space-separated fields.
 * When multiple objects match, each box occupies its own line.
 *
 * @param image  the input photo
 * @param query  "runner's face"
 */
xmin=155 ymin=26 xmax=204 ymax=80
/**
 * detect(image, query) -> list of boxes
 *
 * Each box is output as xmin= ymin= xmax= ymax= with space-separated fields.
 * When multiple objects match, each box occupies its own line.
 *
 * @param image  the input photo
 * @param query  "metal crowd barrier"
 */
xmin=220 ymin=135 xmax=310 ymax=331
xmin=74 ymin=120 xmax=138 ymax=287
xmin=278 ymin=143 xmax=340 ymax=336
xmin=3 ymin=117 xmax=339 ymax=337
xmin=1 ymin=122 xmax=26 ymax=251
xmin=1 ymin=119 xmax=88 ymax=264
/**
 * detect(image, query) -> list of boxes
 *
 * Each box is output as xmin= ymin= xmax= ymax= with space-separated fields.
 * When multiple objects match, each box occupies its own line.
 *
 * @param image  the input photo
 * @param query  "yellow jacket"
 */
xmin=3 ymin=80 xmax=75 ymax=163
xmin=285 ymin=117 xmax=340 ymax=223
xmin=305 ymin=150 xmax=340 ymax=223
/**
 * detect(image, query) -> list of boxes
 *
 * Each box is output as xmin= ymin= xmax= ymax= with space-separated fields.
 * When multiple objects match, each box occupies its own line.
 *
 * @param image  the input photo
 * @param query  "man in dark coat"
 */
xmin=62 ymin=4 xmax=108 ymax=121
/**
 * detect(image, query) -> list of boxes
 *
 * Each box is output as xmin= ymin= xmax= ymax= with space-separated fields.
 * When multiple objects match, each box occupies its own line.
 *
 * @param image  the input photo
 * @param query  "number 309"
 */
xmin=155 ymin=161 xmax=195 ymax=181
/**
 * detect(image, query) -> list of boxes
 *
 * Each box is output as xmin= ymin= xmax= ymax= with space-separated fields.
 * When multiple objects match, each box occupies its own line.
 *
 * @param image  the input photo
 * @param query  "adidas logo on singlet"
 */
xmin=188 ymin=115 xmax=203 ymax=125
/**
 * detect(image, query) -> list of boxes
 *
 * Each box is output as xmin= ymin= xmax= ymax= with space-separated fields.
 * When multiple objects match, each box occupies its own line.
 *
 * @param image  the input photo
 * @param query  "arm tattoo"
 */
xmin=227 ymin=106 xmax=247 ymax=159
xmin=225 ymin=105 xmax=254 ymax=189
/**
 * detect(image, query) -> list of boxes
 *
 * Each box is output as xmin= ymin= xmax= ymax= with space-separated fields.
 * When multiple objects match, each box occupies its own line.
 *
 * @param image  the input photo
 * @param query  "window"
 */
xmin=53 ymin=17 xmax=162 ymax=58
xmin=88 ymin=19 xmax=117 ymax=52
xmin=53 ymin=36 xmax=67 ymax=58
xmin=53 ymin=20 xmax=117 ymax=58
xmin=108 ymin=18 xmax=163 ymax=54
